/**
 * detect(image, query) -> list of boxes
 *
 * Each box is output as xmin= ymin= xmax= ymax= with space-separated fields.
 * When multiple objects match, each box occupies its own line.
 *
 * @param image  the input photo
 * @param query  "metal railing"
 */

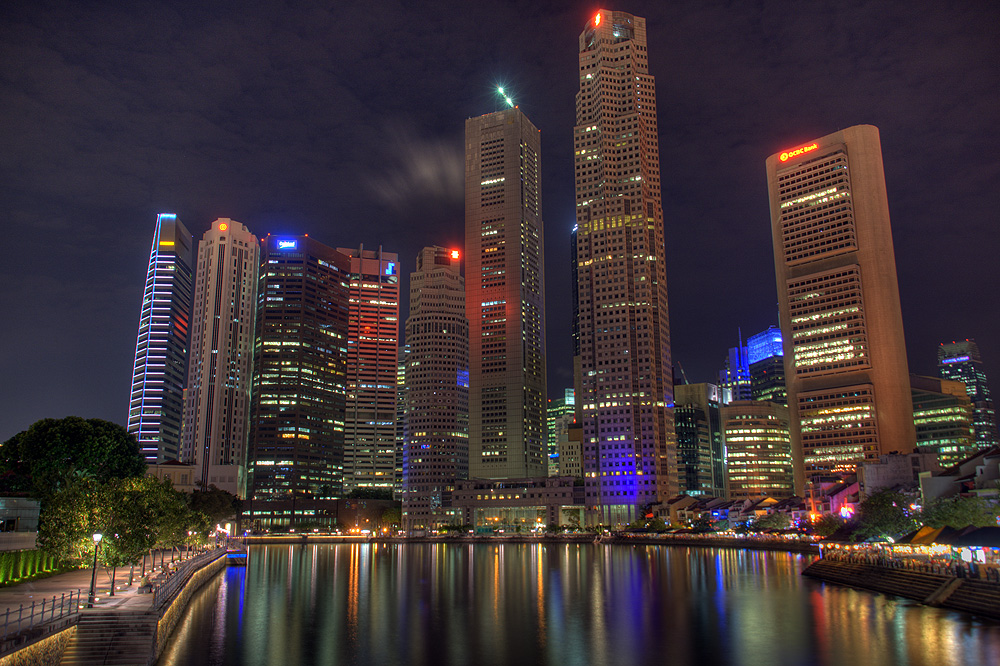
xmin=1 ymin=589 xmax=83 ymax=642
xmin=151 ymin=548 xmax=226 ymax=609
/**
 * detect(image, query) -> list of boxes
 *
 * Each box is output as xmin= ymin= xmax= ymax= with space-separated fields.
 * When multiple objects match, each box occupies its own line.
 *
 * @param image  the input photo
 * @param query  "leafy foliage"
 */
xmin=0 ymin=417 xmax=145 ymax=499
xmin=853 ymin=489 xmax=918 ymax=541
xmin=812 ymin=513 xmax=846 ymax=537
xmin=751 ymin=512 xmax=791 ymax=531
xmin=188 ymin=485 xmax=241 ymax=525
xmin=920 ymin=495 xmax=1000 ymax=529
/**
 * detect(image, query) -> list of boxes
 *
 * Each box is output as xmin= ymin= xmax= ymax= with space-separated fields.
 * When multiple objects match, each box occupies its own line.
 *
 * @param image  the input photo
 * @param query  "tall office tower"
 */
xmin=547 ymin=390 xmax=576 ymax=475
xmin=248 ymin=235 xmax=349 ymax=521
xmin=767 ymin=125 xmax=915 ymax=493
xmin=182 ymin=219 xmax=259 ymax=496
xmin=465 ymin=105 xmax=547 ymax=479
xmin=938 ymin=340 xmax=998 ymax=448
xmin=911 ymin=375 xmax=976 ymax=466
xmin=340 ymin=246 xmax=400 ymax=493
xmin=748 ymin=326 xmax=786 ymax=405
xmin=719 ymin=343 xmax=752 ymax=401
xmin=128 ymin=214 xmax=194 ymax=463
xmin=395 ymin=345 xmax=408 ymax=499
xmin=574 ymin=9 xmax=675 ymax=524
xmin=674 ymin=383 xmax=726 ymax=497
xmin=722 ymin=401 xmax=794 ymax=500
xmin=402 ymin=247 xmax=469 ymax=531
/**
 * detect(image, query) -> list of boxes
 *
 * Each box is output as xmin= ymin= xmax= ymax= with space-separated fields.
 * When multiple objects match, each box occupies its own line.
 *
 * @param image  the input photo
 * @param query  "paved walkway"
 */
xmin=0 ymin=549 xmax=209 ymax=614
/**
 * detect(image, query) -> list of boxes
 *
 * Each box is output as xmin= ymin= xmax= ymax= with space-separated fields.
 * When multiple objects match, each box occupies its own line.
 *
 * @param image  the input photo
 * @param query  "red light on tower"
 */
xmin=451 ymin=250 xmax=460 ymax=260
xmin=595 ymin=12 xmax=601 ymax=26
xmin=218 ymin=222 xmax=229 ymax=231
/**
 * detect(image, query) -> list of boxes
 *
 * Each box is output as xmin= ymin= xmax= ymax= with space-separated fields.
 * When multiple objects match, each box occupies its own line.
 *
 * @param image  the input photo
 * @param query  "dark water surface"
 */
xmin=158 ymin=543 xmax=1000 ymax=666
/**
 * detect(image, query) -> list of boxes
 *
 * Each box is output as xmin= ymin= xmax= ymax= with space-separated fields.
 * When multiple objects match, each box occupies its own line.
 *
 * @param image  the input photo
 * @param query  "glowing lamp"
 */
xmin=595 ymin=12 xmax=601 ymax=26
xmin=451 ymin=250 xmax=460 ymax=259
xmin=218 ymin=222 xmax=229 ymax=231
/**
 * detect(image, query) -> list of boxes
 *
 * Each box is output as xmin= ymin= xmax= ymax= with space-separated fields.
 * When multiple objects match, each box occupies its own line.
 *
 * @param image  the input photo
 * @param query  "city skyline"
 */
xmin=2 ymin=1 xmax=998 ymax=442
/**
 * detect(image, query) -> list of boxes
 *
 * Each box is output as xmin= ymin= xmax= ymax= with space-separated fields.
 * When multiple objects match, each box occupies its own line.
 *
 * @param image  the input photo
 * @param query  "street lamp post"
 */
xmin=88 ymin=533 xmax=103 ymax=608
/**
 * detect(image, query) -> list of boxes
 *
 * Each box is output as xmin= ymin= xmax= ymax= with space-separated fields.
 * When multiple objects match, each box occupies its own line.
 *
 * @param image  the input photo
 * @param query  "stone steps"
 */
xmin=803 ymin=560 xmax=950 ymax=601
xmin=941 ymin=579 xmax=1000 ymax=620
xmin=59 ymin=610 xmax=157 ymax=666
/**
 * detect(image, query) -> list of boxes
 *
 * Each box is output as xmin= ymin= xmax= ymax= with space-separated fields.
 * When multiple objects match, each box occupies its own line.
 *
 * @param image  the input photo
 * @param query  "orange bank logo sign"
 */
xmin=779 ymin=143 xmax=818 ymax=162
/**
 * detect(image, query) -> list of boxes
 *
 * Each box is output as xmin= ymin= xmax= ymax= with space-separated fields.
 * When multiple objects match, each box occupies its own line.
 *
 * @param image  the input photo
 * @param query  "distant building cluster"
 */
xmin=127 ymin=9 xmax=998 ymax=533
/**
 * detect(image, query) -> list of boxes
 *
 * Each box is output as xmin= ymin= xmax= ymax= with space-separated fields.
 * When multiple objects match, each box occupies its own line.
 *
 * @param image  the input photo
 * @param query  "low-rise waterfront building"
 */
xmin=452 ymin=477 xmax=585 ymax=531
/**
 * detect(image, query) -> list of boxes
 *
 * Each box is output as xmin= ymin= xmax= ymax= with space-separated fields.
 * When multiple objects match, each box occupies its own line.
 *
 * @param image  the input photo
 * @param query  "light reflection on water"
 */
xmin=157 ymin=544 xmax=1000 ymax=666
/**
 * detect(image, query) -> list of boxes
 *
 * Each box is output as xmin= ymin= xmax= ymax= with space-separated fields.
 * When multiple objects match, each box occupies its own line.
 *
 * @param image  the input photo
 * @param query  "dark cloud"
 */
xmin=1 ymin=0 xmax=998 ymax=440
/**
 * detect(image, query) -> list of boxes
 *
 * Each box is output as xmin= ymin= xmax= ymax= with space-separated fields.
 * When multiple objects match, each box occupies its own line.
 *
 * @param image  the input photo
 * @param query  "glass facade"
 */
xmin=128 ymin=213 xmax=193 ymax=463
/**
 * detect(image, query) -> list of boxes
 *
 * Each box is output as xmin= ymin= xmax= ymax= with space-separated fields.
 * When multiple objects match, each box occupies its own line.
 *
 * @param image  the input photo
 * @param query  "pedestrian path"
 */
xmin=0 ymin=549 xmax=207 ymax=615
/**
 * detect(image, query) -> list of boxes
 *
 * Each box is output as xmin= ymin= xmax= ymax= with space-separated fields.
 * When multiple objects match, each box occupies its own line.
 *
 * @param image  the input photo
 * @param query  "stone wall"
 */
xmin=153 ymin=554 xmax=228 ymax=660
xmin=0 ymin=626 xmax=75 ymax=666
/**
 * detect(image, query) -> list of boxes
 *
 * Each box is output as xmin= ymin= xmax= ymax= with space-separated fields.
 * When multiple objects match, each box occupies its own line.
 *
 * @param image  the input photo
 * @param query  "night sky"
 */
xmin=2 ymin=0 xmax=998 ymax=442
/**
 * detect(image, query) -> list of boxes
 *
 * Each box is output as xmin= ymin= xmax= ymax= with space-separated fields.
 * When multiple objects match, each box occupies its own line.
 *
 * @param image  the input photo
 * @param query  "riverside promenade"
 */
xmin=0 ymin=547 xmax=230 ymax=666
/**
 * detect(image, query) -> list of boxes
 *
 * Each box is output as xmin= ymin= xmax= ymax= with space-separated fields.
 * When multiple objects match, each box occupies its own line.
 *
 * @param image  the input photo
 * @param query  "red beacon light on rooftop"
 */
xmin=451 ymin=250 xmax=460 ymax=260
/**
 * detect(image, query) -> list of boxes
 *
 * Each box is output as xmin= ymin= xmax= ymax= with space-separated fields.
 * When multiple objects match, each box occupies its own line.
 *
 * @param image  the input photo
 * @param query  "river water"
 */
xmin=157 ymin=543 xmax=1000 ymax=666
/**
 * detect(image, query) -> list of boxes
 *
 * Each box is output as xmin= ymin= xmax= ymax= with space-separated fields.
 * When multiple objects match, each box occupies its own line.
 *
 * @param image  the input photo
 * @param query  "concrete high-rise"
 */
xmin=938 ymin=339 xmax=998 ymax=448
xmin=465 ymin=106 xmax=547 ymax=479
xmin=402 ymin=247 xmax=469 ymax=531
xmin=248 ymin=235 xmax=350 ymax=519
xmin=722 ymin=401 xmax=794 ymax=500
xmin=767 ymin=125 xmax=915 ymax=493
xmin=182 ymin=218 xmax=259 ymax=496
xmin=340 ymin=246 xmax=399 ymax=493
xmin=574 ymin=10 xmax=675 ymax=524
xmin=128 ymin=213 xmax=193 ymax=463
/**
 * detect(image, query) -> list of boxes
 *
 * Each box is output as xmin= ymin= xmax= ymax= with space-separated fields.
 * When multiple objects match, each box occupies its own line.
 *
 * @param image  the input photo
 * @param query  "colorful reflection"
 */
xmin=158 ymin=544 xmax=1000 ymax=666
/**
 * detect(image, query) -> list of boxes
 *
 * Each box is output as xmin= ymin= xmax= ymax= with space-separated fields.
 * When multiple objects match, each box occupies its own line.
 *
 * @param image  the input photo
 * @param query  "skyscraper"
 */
xmin=465 ymin=106 xmax=547 ymax=479
xmin=911 ymin=374 xmax=976 ymax=466
xmin=128 ymin=213 xmax=193 ymax=463
xmin=722 ymin=401 xmax=794 ymax=500
xmin=574 ymin=10 xmax=675 ymax=524
xmin=402 ymin=247 xmax=469 ymax=531
xmin=767 ymin=125 xmax=915 ymax=493
xmin=340 ymin=246 xmax=399 ymax=493
xmin=248 ymin=235 xmax=349 ymax=521
xmin=719 ymin=342 xmax=752 ymax=401
xmin=938 ymin=339 xmax=998 ymax=448
xmin=674 ymin=383 xmax=726 ymax=497
xmin=547 ymin=389 xmax=576 ymax=476
xmin=748 ymin=325 xmax=786 ymax=405
xmin=182 ymin=218 xmax=259 ymax=496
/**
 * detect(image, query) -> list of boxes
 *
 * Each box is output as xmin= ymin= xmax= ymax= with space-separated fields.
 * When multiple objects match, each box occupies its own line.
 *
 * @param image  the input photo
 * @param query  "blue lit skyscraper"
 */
xmin=748 ymin=326 xmax=783 ymax=365
xmin=749 ymin=325 xmax=786 ymax=405
xmin=128 ymin=213 xmax=193 ymax=463
xmin=719 ymin=340 xmax=751 ymax=401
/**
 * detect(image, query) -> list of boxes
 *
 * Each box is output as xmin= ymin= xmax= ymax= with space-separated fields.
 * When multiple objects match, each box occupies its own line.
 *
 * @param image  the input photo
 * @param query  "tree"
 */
xmin=752 ymin=512 xmax=791 ymax=531
xmin=188 ymin=484 xmax=241 ymax=526
xmin=812 ymin=513 xmax=845 ymax=538
xmin=36 ymin=475 xmax=101 ymax=564
xmin=854 ymin=489 xmax=918 ymax=541
xmin=921 ymin=495 xmax=1000 ymax=529
xmin=0 ymin=418 xmax=145 ymax=500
